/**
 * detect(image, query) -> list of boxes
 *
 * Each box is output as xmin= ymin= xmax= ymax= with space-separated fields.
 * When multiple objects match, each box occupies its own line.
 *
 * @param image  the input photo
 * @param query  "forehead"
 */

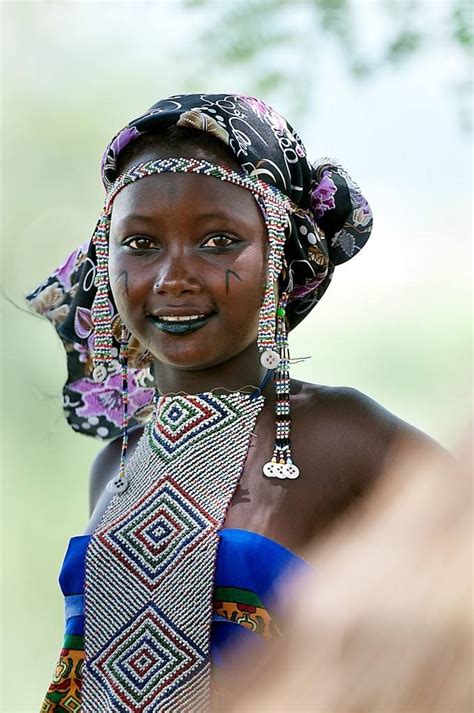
xmin=110 ymin=170 xmax=265 ymax=231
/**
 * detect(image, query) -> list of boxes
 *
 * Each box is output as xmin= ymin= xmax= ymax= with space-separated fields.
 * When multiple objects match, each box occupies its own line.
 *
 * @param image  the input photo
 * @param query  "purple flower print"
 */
xmin=101 ymin=126 xmax=141 ymax=176
xmin=295 ymin=143 xmax=306 ymax=158
xmin=74 ymin=305 xmax=94 ymax=339
xmin=73 ymin=342 xmax=91 ymax=364
xmin=53 ymin=242 xmax=89 ymax=291
xmin=310 ymin=172 xmax=337 ymax=218
xmin=353 ymin=190 xmax=372 ymax=217
xmin=239 ymin=96 xmax=287 ymax=131
xmin=73 ymin=301 xmax=115 ymax=352
xmin=73 ymin=304 xmax=97 ymax=354
xmin=74 ymin=372 xmax=154 ymax=428
xmin=288 ymin=273 xmax=327 ymax=300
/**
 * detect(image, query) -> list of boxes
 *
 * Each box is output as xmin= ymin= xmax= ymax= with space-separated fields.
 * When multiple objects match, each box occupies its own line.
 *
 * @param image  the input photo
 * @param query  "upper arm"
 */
xmin=330 ymin=387 xmax=449 ymax=493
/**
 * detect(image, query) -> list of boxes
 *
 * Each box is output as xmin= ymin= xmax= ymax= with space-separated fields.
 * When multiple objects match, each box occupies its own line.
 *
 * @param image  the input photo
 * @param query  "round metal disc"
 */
xmin=260 ymin=350 xmax=281 ymax=370
xmin=106 ymin=475 xmax=129 ymax=494
xmin=263 ymin=461 xmax=285 ymax=479
xmin=92 ymin=364 xmax=107 ymax=383
xmin=282 ymin=463 xmax=300 ymax=479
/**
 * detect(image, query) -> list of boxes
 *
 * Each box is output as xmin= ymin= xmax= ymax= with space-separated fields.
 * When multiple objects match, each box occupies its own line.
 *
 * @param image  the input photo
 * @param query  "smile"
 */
xmin=147 ymin=314 xmax=213 ymax=335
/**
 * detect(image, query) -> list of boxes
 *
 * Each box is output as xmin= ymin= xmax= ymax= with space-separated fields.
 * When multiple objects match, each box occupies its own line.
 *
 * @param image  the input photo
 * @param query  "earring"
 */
xmin=263 ymin=292 xmax=299 ymax=480
xmin=257 ymin=195 xmax=288 ymax=368
xmin=106 ymin=323 xmax=130 ymax=494
xmin=91 ymin=208 xmax=114 ymax=383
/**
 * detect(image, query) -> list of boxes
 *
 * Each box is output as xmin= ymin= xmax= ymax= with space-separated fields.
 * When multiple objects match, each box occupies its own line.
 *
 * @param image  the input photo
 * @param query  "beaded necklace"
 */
xmin=83 ymin=387 xmax=265 ymax=711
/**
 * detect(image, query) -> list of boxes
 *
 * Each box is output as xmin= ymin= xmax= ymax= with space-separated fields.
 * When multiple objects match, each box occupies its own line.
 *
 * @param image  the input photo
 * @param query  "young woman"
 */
xmin=28 ymin=94 xmax=440 ymax=711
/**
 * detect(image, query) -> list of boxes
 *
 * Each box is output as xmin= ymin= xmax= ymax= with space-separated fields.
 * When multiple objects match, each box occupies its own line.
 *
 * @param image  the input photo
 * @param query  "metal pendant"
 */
xmin=106 ymin=475 xmax=129 ymax=494
xmin=260 ymin=349 xmax=281 ymax=370
xmin=263 ymin=461 xmax=300 ymax=479
xmin=93 ymin=364 xmax=107 ymax=383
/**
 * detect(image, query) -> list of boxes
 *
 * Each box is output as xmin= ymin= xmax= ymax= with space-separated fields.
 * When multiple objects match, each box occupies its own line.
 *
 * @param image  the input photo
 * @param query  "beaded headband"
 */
xmin=91 ymin=157 xmax=293 ymax=377
xmin=91 ymin=156 xmax=299 ymax=480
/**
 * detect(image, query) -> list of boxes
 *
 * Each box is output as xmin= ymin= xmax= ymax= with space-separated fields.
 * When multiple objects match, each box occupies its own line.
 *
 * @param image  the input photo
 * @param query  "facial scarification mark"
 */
xmin=116 ymin=270 xmax=129 ymax=296
xmin=225 ymin=269 xmax=242 ymax=294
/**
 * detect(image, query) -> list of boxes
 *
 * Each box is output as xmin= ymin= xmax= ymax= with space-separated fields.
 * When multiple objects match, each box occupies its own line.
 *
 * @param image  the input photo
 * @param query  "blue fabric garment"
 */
xmin=59 ymin=529 xmax=309 ymax=660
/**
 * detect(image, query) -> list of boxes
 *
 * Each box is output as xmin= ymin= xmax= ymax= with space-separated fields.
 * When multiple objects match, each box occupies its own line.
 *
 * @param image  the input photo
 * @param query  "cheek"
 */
xmin=108 ymin=249 xmax=147 ymax=320
xmin=240 ymin=245 xmax=268 ymax=295
xmin=221 ymin=247 xmax=268 ymax=325
xmin=108 ymin=249 xmax=126 ymax=313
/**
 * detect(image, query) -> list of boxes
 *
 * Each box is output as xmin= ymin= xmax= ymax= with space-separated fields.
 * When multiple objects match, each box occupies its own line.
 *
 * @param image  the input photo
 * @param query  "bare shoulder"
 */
xmin=89 ymin=427 xmax=144 ymax=514
xmin=293 ymin=380 xmax=443 ymax=445
xmin=291 ymin=381 xmax=446 ymax=494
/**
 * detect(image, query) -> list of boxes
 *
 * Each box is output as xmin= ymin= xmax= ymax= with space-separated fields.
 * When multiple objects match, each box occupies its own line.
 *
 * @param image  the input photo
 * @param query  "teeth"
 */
xmin=157 ymin=314 xmax=206 ymax=322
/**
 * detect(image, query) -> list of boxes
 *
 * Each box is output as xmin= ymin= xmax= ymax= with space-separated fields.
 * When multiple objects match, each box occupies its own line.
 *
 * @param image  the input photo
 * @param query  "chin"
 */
xmin=155 ymin=351 xmax=232 ymax=372
xmin=150 ymin=340 xmax=257 ymax=372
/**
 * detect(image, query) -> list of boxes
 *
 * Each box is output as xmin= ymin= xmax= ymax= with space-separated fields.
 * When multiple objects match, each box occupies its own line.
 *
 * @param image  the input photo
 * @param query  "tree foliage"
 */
xmin=184 ymin=0 xmax=473 ymax=131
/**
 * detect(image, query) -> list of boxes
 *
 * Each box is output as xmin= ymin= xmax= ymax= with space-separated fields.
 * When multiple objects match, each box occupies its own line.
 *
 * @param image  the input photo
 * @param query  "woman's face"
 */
xmin=109 ymin=148 xmax=268 ymax=370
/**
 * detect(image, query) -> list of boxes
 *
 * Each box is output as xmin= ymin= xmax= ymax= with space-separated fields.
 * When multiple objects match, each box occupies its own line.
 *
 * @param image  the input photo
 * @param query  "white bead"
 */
xmin=106 ymin=475 xmax=129 ymax=494
xmin=260 ymin=350 xmax=281 ymax=369
xmin=93 ymin=365 xmax=107 ymax=383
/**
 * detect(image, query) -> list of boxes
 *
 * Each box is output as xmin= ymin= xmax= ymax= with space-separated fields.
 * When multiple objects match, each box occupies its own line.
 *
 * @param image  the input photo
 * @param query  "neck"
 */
xmin=153 ymin=342 xmax=268 ymax=396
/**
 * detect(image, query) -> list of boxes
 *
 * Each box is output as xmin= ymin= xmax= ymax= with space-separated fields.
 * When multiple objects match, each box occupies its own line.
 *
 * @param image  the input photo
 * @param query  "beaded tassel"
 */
xmin=263 ymin=293 xmax=299 ymax=480
xmin=91 ymin=209 xmax=113 ymax=382
xmin=256 ymin=195 xmax=289 ymax=358
xmin=106 ymin=324 xmax=130 ymax=494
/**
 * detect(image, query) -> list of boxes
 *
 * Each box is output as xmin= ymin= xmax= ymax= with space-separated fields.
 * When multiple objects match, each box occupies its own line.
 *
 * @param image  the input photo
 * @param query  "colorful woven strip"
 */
xmin=213 ymin=586 xmax=276 ymax=639
xmin=83 ymin=391 xmax=265 ymax=711
xmin=40 ymin=645 xmax=83 ymax=712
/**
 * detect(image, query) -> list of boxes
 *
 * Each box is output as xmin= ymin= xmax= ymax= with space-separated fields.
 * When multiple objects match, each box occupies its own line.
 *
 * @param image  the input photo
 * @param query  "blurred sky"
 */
xmin=1 ymin=1 xmax=472 ymax=710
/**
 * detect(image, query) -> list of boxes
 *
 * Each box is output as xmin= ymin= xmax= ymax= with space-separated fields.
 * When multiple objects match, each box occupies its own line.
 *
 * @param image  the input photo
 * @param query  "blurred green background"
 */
xmin=1 ymin=1 xmax=472 ymax=710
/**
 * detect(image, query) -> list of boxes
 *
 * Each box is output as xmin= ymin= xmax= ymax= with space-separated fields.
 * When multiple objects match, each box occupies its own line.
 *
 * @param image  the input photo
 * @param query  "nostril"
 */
xmin=152 ymin=259 xmax=202 ymax=296
xmin=153 ymin=278 xmax=200 ymax=296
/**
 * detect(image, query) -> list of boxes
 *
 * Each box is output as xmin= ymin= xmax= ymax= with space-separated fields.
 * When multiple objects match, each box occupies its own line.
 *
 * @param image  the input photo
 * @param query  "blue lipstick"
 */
xmin=148 ymin=315 xmax=213 ymax=335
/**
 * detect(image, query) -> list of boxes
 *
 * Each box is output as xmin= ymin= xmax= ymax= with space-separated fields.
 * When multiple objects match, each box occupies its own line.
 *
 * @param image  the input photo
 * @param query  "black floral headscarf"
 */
xmin=27 ymin=93 xmax=373 ymax=440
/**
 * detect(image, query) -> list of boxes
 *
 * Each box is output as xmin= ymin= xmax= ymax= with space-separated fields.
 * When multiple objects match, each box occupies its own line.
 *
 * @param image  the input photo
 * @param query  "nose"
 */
xmin=152 ymin=251 xmax=202 ymax=298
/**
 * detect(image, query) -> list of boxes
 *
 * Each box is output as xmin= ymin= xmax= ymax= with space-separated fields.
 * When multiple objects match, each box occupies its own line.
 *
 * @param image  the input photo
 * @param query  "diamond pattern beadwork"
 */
xmin=87 ymin=603 xmax=208 ymax=711
xmin=96 ymin=476 xmax=218 ymax=591
xmin=83 ymin=391 xmax=264 ymax=712
xmin=149 ymin=393 xmax=244 ymax=463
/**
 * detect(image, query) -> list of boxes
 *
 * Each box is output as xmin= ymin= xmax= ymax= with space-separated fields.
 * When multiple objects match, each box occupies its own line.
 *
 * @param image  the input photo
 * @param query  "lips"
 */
xmin=147 ymin=310 xmax=215 ymax=335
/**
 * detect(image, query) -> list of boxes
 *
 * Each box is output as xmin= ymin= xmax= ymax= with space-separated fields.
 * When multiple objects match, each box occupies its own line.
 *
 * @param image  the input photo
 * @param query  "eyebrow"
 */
xmin=115 ymin=210 xmax=245 ymax=227
xmin=114 ymin=213 xmax=159 ymax=227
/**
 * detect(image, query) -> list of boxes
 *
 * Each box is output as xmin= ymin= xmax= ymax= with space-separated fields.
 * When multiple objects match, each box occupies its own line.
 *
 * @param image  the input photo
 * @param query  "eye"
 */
xmin=201 ymin=234 xmax=239 ymax=250
xmin=124 ymin=236 xmax=156 ymax=250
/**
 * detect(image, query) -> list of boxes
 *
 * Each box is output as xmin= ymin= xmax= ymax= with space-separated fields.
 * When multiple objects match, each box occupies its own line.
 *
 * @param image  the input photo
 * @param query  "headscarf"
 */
xmin=27 ymin=93 xmax=373 ymax=440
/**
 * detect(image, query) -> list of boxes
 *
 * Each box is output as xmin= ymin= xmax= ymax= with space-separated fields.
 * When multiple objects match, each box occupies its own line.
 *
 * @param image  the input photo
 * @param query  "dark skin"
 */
xmin=86 ymin=145 xmax=445 ymax=555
